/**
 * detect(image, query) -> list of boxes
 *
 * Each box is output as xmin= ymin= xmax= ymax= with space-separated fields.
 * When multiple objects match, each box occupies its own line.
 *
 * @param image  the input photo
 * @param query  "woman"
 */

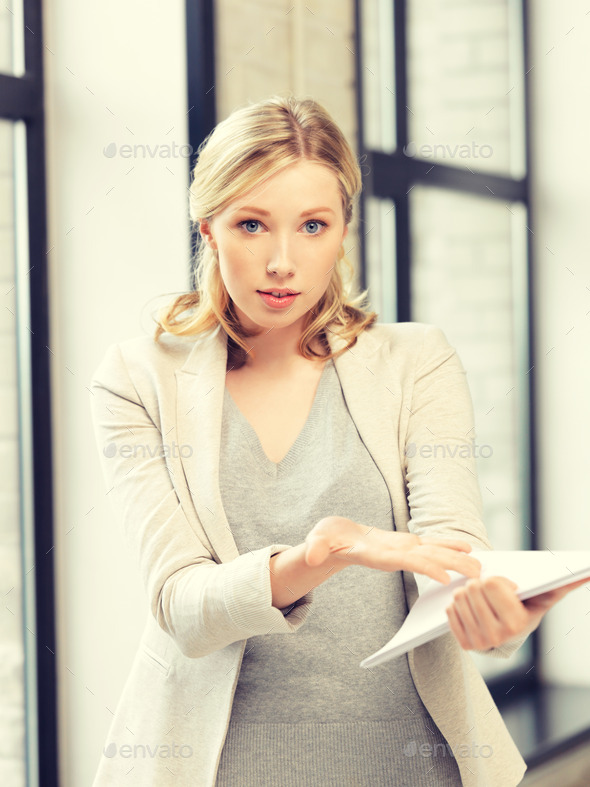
xmin=90 ymin=95 xmax=586 ymax=786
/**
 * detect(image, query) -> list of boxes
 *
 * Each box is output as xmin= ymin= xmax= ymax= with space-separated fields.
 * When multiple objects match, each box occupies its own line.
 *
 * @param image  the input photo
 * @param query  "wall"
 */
xmin=528 ymin=0 xmax=590 ymax=684
xmin=0 ymin=117 xmax=27 ymax=784
xmin=42 ymin=1 xmax=191 ymax=784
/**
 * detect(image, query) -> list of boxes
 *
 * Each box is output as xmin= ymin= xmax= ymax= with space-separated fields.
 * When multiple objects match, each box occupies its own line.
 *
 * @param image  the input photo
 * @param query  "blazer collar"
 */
xmin=175 ymin=324 xmax=400 ymax=562
xmin=177 ymin=322 xmax=383 ymax=375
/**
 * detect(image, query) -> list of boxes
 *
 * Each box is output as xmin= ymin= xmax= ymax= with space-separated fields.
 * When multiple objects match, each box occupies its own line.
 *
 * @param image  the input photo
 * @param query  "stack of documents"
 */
xmin=360 ymin=550 xmax=590 ymax=668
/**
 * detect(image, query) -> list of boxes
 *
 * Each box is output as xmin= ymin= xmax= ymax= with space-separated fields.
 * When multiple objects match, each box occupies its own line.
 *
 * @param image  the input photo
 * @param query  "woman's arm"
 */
xmin=269 ymin=542 xmax=345 ymax=609
xmin=403 ymin=325 xmax=492 ymax=556
xmin=403 ymin=325 xmax=527 ymax=657
xmin=89 ymin=342 xmax=315 ymax=660
xmin=270 ymin=517 xmax=482 ymax=609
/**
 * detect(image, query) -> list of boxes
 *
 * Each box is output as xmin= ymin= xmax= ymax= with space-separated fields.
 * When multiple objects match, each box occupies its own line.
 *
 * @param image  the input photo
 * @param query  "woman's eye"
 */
xmin=304 ymin=220 xmax=326 ymax=235
xmin=239 ymin=220 xmax=262 ymax=234
xmin=237 ymin=219 xmax=326 ymax=235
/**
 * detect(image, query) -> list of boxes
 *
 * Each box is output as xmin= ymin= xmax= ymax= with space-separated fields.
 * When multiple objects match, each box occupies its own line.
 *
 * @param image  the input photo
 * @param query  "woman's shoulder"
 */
xmin=363 ymin=321 xmax=453 ymax=356
xmin=90 ymin=329 xmax=215 ymax=389
xmin=351 ymin=321 xmax=460 ymax=384
xmin=120 ymin=331 xmax=203 ymax=365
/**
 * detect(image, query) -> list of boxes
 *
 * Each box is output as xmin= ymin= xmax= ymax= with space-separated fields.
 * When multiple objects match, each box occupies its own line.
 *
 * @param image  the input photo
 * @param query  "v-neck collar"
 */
xmin=224 ymin=359 xmax=334 ymax=476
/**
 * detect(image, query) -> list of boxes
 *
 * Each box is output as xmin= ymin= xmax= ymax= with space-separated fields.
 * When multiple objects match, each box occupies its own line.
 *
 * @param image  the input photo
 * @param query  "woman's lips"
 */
xmin=257 ymin=291 xmax=299 ymax=309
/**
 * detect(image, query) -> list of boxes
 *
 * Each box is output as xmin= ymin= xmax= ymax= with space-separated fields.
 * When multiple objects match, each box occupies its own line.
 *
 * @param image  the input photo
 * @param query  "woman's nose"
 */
xmin=266 ymin=237 xmax=296 ymax=276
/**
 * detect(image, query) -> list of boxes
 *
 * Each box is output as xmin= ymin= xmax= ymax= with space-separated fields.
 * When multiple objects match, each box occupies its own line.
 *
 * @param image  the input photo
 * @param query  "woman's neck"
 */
xmin=226 ymin=331 xmax=328 ymax=374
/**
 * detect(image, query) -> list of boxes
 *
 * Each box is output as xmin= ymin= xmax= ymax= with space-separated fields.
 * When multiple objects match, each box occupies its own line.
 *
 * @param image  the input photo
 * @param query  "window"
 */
xmin=0 ymin=1 xmax=58 ymax=784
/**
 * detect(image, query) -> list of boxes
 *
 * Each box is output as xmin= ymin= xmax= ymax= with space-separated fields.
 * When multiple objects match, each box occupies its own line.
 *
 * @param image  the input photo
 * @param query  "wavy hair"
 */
xmin=153 ymin=94 xmax=378 ymax=368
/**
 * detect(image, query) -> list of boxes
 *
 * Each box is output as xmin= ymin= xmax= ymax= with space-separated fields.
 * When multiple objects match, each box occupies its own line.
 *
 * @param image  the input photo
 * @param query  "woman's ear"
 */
xmin=198 ymin=218 xmax=217 ymax=251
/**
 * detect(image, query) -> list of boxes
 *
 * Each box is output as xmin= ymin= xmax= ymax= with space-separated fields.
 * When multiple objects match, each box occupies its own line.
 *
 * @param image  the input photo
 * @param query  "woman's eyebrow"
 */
xmin=232 ymin=206 xmax=335 ymax=217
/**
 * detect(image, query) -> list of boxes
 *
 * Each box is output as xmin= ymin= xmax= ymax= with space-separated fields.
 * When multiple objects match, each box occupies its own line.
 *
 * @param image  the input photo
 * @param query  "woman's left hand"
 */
xmin=445 ymin=575 xmax=590 ymax=651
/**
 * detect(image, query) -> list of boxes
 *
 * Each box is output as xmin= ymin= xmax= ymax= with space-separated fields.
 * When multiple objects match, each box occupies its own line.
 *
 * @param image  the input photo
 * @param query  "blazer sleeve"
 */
xmin=89 ymin=341 xmax=315 ymax=660
xmin=403 ymin=324 xmax=527 ymax=659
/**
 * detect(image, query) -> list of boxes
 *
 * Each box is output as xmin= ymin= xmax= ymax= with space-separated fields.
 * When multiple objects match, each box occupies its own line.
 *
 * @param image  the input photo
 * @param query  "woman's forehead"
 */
xmin=221 ymin=162 xmax=343 ymax=215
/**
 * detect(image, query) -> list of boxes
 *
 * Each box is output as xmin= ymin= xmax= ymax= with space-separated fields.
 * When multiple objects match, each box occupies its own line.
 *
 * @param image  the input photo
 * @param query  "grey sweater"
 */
xmin=216 ymin=358 xmax=461 ymax=786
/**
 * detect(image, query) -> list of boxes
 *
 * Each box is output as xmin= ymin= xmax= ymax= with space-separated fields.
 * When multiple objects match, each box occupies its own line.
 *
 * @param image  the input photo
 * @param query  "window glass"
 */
xmin=410 ymin=185 xmax=530 ymax=553
xmin=0 ymin=0 xmax=24 ymax=76
xmin=360 ymin=0 xmax=396 ymax=153
xmin=365 ymin=196 xmax=397 ymax=323
xmin=406 ymin=0 xmax=526 ymax=177
xmin=0 ymin=118 xmax=27 ymax=786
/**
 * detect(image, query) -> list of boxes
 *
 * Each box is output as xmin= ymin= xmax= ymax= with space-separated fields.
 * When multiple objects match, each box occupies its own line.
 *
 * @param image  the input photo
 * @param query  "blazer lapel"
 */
xmin=175 ymin=325 xmax=239 ymax=563
xmin=330 ymin=327 xmax=409 ymax=534
xmin=175 ymin=324 xmax=406 ymax=564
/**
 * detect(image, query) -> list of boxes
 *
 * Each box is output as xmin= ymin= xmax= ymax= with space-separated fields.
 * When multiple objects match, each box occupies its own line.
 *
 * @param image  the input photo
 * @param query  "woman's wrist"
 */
xmin=269 ymin=542 xmax=346 ymax=609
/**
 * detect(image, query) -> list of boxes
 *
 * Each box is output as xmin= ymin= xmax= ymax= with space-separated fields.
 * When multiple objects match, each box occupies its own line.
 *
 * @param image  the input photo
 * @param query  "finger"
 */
xmin=394 ymin=548 xmax=480 ymax=584
xmin=478 ymin=577 xmax=529 ymax=636
xmin=559 ymin=576 xmax=590 ymax=593
xmin=453 ymin=582 xmax=503 ymax=650
xmin=446 ymin=603 xmax=469 ymax=649
xmin=421 ymin=538 xmax=474 ymax=554
xmin=450 ymin=587 xmax=483 ymax=649
xmin=394 ymin=552 xmax=453 ymax=584
xmin=415 ymin=546 xmax=482 ymax=579
xmin=524 ymin=576 xmax=590 ymax=612
xmin=464 ymin=580 xmax=504 ymax=630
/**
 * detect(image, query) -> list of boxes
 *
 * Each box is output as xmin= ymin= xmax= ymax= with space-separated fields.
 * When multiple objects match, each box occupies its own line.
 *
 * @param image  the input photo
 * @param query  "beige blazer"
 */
xmin=89 ymin=320 xmax=528 ymax=786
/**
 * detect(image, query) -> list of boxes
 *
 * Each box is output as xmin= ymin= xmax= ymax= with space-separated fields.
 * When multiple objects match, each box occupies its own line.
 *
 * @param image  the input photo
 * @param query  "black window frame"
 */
xmin=185 ymin=0 xmax=217 ymax=262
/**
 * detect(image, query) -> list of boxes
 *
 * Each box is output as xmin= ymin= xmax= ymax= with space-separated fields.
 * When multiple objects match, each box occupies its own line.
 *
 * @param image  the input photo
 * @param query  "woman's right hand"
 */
xmin=304 ymin=516 xmax=482 ymax=585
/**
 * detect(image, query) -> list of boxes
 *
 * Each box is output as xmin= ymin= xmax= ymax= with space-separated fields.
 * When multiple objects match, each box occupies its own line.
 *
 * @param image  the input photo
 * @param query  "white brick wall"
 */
xmin=528 ymin=0 xmax=590 ymax=686
xmin=410 ymin=186 xmax=528 ymax=558
xmin=0 ymin=118 xmax=26 ymax=786
xmin=359 ymin=0 xmax=396 ymax=153
xmin=0 ymin=3 xmax=13 ymax=74
xmin=406 ymin=0 xmax=524 ymax=176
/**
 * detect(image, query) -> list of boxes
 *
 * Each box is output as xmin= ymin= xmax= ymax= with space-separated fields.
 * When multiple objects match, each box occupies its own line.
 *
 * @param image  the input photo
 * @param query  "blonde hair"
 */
xmin=153 ymin=94 xmax=377 ymax=368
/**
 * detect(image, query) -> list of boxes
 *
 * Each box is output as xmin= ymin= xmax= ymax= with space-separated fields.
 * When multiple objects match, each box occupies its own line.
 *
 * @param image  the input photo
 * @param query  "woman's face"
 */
xmin=199 ymin=160 xmax=348 ymax=335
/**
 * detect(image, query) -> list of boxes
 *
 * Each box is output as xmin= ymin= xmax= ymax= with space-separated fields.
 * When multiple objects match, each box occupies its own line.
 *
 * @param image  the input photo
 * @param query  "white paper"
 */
xmin=360 ymin=550 xmax=590 ymax=668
